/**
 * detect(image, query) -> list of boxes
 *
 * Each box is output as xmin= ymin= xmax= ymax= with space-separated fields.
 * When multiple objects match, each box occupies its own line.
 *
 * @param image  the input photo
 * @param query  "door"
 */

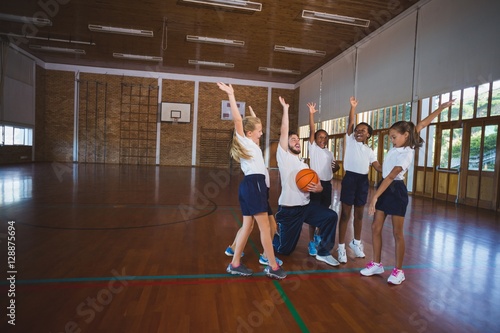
xmin=434 ymin=124 xmax=463 ymax=203
xmin=460 ymin=120 xmax=499 ymax=209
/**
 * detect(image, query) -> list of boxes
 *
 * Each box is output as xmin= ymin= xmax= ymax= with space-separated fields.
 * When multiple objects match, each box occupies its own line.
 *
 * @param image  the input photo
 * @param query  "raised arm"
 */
xmin=279 ymin=96 xmax=290 ymax=151
xmin=308 ymin=102 xmax=318 ymax=144
xmin=415 ymin=99 xmax=455 ymax=133
xmin=347 ymin=96 xmax=358 ymax=135
xmin=248 ymin=105 xmax=256 ymax=117
xmin=217 ymin=82 xmax=244 ymax=137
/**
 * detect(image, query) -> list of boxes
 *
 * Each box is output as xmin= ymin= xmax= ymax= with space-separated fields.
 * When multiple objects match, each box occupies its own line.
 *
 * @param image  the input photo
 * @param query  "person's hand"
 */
xmin=307 ymin=102 xmax=317 ymax=114
xmin=248 ymin=105 xmax=256 ymax=117
xmin=217 ymin=82 xmax=234 ymax=96
xmin=368 ymin=198 xmax=377 ymax=215
xmin=279 ymin=96 xmax=289 ymax=109
xmin=439 ymin=99 xmax=456 ymax=109
xmin=332 ymin=161 xmax=340 ymax=173
xmin=306 ymin=181 xmax=323 ymax=193
xmin=350 ymin=96 xmax=358 ymax=108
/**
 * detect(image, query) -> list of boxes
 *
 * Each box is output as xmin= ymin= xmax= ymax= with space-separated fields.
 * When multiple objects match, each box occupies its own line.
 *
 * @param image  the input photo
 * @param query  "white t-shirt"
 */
xmin=277 ymin=145 xmax=310 ymax=206
xmin=382 ymin=146 xmax=414 ymax=180
xmin=236 ymin=132 xmax=270 ymax=187
xmin=343 ymin=132 xmax=377 ymax=175
xmin=308 ymin=141 xmax=333 ymax=181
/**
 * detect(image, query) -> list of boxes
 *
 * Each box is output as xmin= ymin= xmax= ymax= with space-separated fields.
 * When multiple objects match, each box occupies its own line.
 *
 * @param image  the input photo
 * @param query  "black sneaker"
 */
xmin=226 ymin=263 xmax=253 ymax=276
xmin=264 ymin=266 xmax=287 ymax=280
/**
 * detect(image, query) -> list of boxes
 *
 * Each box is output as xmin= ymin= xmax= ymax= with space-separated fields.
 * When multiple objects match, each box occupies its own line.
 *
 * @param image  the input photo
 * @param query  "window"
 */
xmin=1 ymin=124 xmax=33 ymax=146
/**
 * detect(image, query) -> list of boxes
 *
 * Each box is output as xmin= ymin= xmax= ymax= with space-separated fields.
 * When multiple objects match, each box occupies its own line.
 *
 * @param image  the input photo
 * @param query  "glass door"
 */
xmin=460 ymin=120 xmax=498 ymax=209
xmin=434 ymin=124 xmax=463 ymax=203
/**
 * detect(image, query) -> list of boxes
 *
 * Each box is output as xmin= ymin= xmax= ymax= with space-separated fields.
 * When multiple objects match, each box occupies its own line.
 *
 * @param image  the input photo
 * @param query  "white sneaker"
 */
xmin=316 ymin=255 xmax=340 ymax=267
xmin=337 ymin=248 xmax=347 ymax=263
xmin=349 ymin=240 xmax=365 ymax=258
xmin=360 ymin=261 xmax=384 ymax=276
xmin=387 ymin=268 xmax=405 ymax=285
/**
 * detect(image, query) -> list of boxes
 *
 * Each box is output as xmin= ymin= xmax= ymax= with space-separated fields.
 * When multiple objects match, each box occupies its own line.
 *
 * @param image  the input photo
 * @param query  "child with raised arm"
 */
xmin=360 ymin=100 xmax=455 ymax=284
xmin=224 ymin=106 xmax=283 ymax=267
xmin=217 ymin=82 xmax=286 ymax=279
xmin=337 ymin=97 xmax=382 ymax=263
xmin=306 ymin=102 xmax=340 ymax=256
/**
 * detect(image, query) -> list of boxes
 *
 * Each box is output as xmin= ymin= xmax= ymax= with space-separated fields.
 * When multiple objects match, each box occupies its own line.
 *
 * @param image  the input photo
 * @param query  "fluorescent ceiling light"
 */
xmin=0 ymin=13 xmax=52 ymax=26
xmin=1 ymin=33 xmax=95 ymax=45
xmin=258 ymin=67 xmax=301 ymax=75
xmin=181 ymin=0 xmax=262 ymax=12
xmin=274 ymin=45 xmax=325 ymax=57
xmin=113 ymin=53 xmax=162 ymax=62
xmin=186 ymin=35 xmax=244 ymax=47
xmin=29 ymin=44 xmax=86 ymax=55
xmin=189 ymin=60 xmax=234 ymax=68
xmin=88 ymin=24 xmax=153 ymax=37
xmin=302 ymin=10 xmax=370 ymax=27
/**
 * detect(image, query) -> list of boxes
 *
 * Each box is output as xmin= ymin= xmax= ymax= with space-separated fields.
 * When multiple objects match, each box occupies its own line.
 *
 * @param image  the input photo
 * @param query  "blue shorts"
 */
xmin=238 ymin=174 xmax=271 ymax=216
xmin=310 ymin=180 xmax=332 ymax=208
xmin=375 ymin=180 xmax=408 ymax=217
xmin=340 ymin=171 xmax=369 ymax=206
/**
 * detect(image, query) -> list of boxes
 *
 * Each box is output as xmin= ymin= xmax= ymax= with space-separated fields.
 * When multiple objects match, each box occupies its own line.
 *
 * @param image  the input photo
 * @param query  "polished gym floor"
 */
xmin=0 ymin=163 xmax=498 ymax=332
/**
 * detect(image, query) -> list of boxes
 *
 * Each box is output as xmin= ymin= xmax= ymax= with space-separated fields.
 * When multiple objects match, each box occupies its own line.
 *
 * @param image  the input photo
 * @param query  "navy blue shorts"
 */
xmin=310 ymin=180 xmax=332 ymax=208
xmin=340 ymin=171 xmax=369 ymax=206
xmin=375 ymin=180 xmax=408 ymax=217
xmin=238 ymin=174 xmax=271 ymax=216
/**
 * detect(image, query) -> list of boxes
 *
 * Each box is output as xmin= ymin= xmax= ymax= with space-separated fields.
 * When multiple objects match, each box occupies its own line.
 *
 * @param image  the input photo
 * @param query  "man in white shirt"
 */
xmin=272 ymin=97 xmax=339 ymax=266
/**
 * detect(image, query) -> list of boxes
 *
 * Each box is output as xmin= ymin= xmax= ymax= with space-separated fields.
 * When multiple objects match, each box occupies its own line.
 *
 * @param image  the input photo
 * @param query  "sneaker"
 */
xmin=360 ymin=261 xmax=384 ymax=276
xmin=387 ymin=268 xmax=405 ymax=285
xmin=337 ymin=248 xmax=347 ymax=264
xmin=316 ymin=254 xmax=340 ymax=266
xmin=308 ymin=241 xmax=318 ymax=256
xmin=313 ymin=234 xmax=321 ymax=247
xmin=225 ymin=246 xmax=244 ymax=257
xmin=259 ymin=254 xmax=283 ymax=266
xmin=264 ymin=266 xmax=287 ymax=280
xmin=226 ymin=263 xmax=253 ymax=276
xmin=349 ymin=240 xmax=365 ymax=258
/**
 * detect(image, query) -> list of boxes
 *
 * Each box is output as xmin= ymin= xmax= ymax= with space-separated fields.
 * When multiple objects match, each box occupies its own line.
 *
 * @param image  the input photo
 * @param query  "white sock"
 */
xmin=338 ymin=243 xmax=345 ymax=250
xmin=353 ymin=239 xmax=361 ymax=245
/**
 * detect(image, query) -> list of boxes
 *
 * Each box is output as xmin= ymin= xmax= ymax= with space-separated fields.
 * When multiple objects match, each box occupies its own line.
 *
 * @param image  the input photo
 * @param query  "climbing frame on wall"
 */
xmin=119 ymin=83 xmax=159 ymax=165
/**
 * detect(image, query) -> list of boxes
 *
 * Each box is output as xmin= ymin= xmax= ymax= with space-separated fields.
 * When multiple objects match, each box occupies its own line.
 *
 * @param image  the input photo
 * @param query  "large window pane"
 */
xmin=451 ymin=128 xmax=462 ymax=169
xmin=14 ymin=128 xmax=24 ymax=145
xmin=468 ymin=127 xmax=482 ymax=170
xmin=491 ymin=80 xmax=500 ymax=116
xmin=462 ymin=87 xmax=475 ymax=120
xmin=440 ymin=129 xmax=450 ymax=168
xmin=451 ymin=90 xmax=461 ymax=120
xmin=477 ymin=83 xmax=490 ymax=118
xmin=483 ymin=125 xmax=497 ymax=172
xmin=405 ymin=102 xmax=411 ymax=121
xmin=4 ymin=126 xmax=13 ymax=145
xmin=440 ymin=93 xmax=450 ymax=122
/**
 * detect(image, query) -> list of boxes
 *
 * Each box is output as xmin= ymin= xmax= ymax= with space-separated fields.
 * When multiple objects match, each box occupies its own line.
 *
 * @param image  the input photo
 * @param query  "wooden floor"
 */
xmin=0 ymin=163 xmax=499 ymax=333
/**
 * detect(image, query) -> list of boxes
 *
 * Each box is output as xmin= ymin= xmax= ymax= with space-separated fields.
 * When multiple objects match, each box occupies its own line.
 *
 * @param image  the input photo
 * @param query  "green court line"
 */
xmin=229 ymin=207 xmax=310 ymax=333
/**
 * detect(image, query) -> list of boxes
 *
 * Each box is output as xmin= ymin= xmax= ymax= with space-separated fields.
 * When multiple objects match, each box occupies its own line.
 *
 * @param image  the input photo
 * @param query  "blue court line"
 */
xmin=2 ymin=263 xmax=439 ymax=286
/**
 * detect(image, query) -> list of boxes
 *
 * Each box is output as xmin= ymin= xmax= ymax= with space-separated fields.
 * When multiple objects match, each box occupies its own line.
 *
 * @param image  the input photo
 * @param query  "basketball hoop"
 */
xmin=170 ymin=110 xmax=181 ymax=125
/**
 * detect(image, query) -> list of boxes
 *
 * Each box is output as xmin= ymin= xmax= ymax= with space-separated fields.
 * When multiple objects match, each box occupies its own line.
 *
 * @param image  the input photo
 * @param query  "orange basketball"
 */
xmin=295 ymin=169 xmax=319 ymax=192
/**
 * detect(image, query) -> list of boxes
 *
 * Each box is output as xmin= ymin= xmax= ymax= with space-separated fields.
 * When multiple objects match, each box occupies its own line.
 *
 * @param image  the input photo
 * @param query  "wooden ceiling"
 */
xmin=0 ymin=0 xmax=420 ymax=84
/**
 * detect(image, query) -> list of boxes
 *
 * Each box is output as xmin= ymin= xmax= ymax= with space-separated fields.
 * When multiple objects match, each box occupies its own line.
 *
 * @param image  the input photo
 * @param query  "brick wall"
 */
xmin=34 ymin=69 xmax=298 ymax=166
